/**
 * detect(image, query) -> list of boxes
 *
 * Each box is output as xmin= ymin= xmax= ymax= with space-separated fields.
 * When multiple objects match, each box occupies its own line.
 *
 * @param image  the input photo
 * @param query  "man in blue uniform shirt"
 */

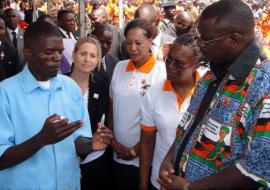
xmin=0 ymin=21 xmax=113 ymax=190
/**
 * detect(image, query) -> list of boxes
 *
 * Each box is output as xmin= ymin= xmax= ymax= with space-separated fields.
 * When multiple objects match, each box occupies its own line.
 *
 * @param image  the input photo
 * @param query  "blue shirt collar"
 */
xmin=21 ymin=64 xmax=63 ymax=93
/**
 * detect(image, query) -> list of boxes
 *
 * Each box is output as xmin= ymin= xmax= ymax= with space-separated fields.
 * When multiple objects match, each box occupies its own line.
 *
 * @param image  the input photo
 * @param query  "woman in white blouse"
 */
xmin=139 ymin=34 xmax=206 ymax=190
xmin=109 ymin=19 xmax=167 ymax=190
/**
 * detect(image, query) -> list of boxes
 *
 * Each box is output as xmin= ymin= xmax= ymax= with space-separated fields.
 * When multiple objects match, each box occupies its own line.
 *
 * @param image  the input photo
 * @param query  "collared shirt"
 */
xmin=58 ymin=27 xmax=76 ymax=40
xmin=173 ymin=40 xmax=270 ymax=187
xmin=158 ymin=18 xmax=171 ymax=32
xmin=164 ymin=23 xmax=177 ymax=38
xmin=110 ymin=54 xmax=166 ymax=167
xmin=140 ymin=71 xmax=201 ymax=189
xmin=0 ymin=65 xmax=91 ymax=190
xmin=210 ymin=39 xmax=260 ymax=83
xmin=152 ymin=31 xmax=175 ymax=60
xmin=151 ymin=31 xmax=162 ymax=58
xmin=7 ymin=27 xmax=18 ymax=42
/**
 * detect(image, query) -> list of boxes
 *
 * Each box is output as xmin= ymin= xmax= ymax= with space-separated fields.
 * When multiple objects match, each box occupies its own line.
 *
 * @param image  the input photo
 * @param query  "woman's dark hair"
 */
xmin=124 ymin=18 xmax=153 ymax=39
xmin=174 ymin=33 xmax=203 ymax=63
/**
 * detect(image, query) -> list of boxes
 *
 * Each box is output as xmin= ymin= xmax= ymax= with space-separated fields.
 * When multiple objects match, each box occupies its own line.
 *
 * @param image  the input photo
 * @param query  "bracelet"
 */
xmin=183 ymin=182 xmax=190 ymax=190
xmin=129 ymin=147 xmax=137 ymax=157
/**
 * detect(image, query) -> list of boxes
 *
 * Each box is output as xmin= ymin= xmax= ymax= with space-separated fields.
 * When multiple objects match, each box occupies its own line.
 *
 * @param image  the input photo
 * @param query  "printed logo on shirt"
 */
xmin=93 ymin=93 xmax=99 ymax=99
xmin=176 ymin=112 xmax=193 ymax=144
xmin=191 ymin=118 xmax=232 ymax=170
xmin=140 ymin=79 xmax=151 ymax=96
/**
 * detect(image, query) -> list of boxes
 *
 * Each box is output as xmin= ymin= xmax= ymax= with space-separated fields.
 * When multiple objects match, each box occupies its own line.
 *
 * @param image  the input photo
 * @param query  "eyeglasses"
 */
xmin=165 ymin=56 xmax=193 ymax=68
xmin=196 ymin=33 xmax=236 ymax=46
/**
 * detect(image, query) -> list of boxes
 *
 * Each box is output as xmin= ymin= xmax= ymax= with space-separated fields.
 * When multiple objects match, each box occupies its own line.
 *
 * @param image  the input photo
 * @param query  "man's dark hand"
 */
xmin=37 ymin=114 xmax=83 ymax=146
xmin=158 ymin=159 xmax=188 ymax=190
xmin=92 ymin=123 xmax=114 ymax=150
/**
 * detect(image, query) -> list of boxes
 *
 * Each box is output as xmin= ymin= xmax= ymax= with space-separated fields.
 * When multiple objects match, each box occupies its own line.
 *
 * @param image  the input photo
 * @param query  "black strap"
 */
xmin=174 ymin=78 xmax=223 ymax=175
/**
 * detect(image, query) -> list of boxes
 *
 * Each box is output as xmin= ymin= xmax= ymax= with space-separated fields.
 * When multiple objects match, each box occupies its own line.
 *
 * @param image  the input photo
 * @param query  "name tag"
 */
xmin=93 ymin=93 xmax=99 ymax=99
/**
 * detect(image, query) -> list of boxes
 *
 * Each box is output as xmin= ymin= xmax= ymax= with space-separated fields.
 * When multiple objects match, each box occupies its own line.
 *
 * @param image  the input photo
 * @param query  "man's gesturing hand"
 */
xmin=37 ymin=114 xmax=83 ymax=146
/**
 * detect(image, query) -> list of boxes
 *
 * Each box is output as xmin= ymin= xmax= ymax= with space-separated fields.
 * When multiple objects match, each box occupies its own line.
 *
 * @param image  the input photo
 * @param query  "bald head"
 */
xmin=91 ymin=7 xmax=109 ymax=25
xmin=134 ymin=4 xmax=157 ymax=23
xmin=134 ymin=4 xmax=158 ymax=37
xmin=175 ymin=12 xmax=193 ymax=23
xmin=174 ymin=11 xmax=194 ymax=35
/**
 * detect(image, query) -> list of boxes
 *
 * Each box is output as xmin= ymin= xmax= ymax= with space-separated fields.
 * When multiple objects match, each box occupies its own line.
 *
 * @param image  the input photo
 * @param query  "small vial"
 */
xmin=100 ymin=114 xmax=105 ymax=125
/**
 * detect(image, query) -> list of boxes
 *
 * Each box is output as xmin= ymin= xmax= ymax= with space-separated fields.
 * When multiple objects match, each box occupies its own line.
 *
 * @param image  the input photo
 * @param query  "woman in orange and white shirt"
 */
xmin=139 ymin=34 xmax=207 ymax=190
xmin=109 ymin=19 xmax=166 ymax=190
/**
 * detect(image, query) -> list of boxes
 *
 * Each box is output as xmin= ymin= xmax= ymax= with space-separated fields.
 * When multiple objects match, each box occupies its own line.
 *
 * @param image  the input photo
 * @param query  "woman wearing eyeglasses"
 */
xmin=139 ymin=34 xmax=207 ymax=190
xmin=109 ymin=19 xmax=167 ymax=190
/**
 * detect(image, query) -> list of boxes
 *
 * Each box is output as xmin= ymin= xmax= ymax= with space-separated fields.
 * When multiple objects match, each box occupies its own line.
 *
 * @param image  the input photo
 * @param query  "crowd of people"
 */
xmin=0 ymin=0 xmax=270 ymax=190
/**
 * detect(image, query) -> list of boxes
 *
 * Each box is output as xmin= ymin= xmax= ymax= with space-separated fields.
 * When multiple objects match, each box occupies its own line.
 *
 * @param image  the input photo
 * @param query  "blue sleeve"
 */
xmin=73 ymin=94 xmax=92 ymax=140
xmin=0 ymin=86 xmax=15 ymax=156
xmin=236 ymin=98 xmax=270 ymax=187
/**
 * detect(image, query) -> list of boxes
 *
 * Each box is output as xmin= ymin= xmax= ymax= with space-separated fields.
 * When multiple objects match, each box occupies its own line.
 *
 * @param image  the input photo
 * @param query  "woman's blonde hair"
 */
xmin=73 ymin=36 xmax=102 ymax=71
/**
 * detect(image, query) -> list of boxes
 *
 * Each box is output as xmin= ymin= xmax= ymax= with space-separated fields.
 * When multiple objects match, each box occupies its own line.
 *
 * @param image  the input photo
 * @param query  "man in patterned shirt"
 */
xmin=159 ymin=0 xmax=270 ymax=189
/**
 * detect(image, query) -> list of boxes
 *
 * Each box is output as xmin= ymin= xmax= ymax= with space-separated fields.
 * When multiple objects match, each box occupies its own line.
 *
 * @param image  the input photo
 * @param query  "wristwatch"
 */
xmin=129 ymin=147 xmax=137 ymax=158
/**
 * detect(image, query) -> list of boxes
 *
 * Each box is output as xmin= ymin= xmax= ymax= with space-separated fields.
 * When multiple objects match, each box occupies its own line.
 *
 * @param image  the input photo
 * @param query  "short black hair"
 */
xmin=24 ymin=21 xmax=62 ymax=49
xmin=200 ymin=0 xmax=254 ymax=35
xmin=37 ymin=14 xmax=56 ymax=26
xmin=124 ymin=19 xmax=153 ymax=39
xmin=37 ymin=14 xmax=53 ymax=22
xmin=3 ymin=8 xmax=16 ymax=15
xmin=92 ymin=23 xmax=113 ymax=37
xmin=57 ymin=8 xmax=74 ymax=20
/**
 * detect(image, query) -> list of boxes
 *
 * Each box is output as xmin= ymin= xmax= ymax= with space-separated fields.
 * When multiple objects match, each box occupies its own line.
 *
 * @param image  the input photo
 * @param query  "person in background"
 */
xmin=91 ymin=7 xmax=122 ymax=60
xmin=165 ymin=11 xmax=194 ymax=38
xmin=90 ymin=0 xmax=101 ymax=11
xmin=0 ymin=14 xmax=19 ymax=82
xmin=69 ymin=36 xmax=113 ymax=190
xmin=51 ymin=6 xmax=58 ymax=24
xmin=0 ymin=0 xmax=7 ymax=14
xmin=91 ymin=23 xmax=119 ymax=83
xmin=109 ymin=18 xmax=166 ymax=190
xmin=3 ymin=8 xmax=25 ymax=67
xmin=24 ymin=0 xmax=45 ymax=24
xmin=189 ymin=0 xmax=200 ymax=20
xmin=158 ymin=1 xmax=176 ymax=32
xmin=57 ymin=8 xmax=78 ymax=74
xmin=10 ymin=0 xmax=20 ymax=11
xmin=57 ymin=8 xmax=78 ymax=40
xmin=91 ymin=7 xmax=109 ymax=29
xmin=37 ymin=14 xmax=57 ymax=26
xmin=18 ymin=2 xmax=26 ymax=21
xmin=139 ymin=34 xmax=204 ymax=190
xmin=121 ymin=4 xmax=175 ymax=61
